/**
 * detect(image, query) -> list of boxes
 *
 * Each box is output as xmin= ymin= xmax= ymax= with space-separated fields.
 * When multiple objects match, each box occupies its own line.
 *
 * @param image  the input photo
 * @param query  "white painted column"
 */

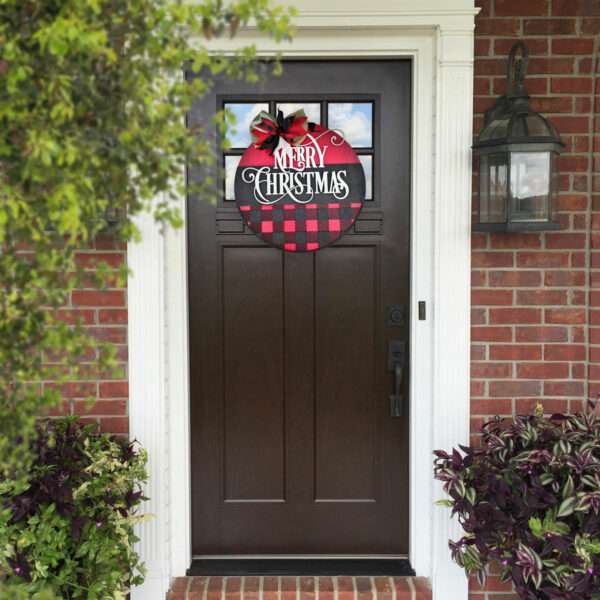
xmin=128 ymin=210 xmax=170 ymax=600
xmin=431 ymin=27 xmax=475 ymax=600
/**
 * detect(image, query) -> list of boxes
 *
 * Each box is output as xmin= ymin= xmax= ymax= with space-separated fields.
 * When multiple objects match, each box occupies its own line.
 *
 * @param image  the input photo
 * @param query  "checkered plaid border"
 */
xmin=238 ymin=202 xmax=362 ymax=252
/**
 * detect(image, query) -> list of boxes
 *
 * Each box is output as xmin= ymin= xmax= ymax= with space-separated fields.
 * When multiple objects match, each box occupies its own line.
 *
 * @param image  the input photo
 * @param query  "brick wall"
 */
xmin=47 ymin=234 xmax=129 ymax=435
xmin=470 ymin=0 xmax=600 ymax=598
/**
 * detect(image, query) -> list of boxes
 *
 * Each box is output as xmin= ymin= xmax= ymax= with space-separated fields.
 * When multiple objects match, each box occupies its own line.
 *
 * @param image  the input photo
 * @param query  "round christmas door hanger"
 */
xmin=234 ymin=109 xmax=365 ymax=252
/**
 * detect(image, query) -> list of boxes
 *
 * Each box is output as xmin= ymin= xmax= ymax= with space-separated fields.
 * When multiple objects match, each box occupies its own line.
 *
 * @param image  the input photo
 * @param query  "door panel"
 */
xmin=188 ymin=60 xmax=411 ymax=556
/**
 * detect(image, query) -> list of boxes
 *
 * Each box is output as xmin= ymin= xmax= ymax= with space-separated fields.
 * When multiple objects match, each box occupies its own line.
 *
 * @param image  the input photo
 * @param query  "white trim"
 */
xmin=129 ymin=3 xmax=475 ymax=599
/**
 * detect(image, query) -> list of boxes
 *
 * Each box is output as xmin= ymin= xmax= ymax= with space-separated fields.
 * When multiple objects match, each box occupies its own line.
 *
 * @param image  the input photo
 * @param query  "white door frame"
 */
xmin=128 ymin=3 xmax=477 ymax=599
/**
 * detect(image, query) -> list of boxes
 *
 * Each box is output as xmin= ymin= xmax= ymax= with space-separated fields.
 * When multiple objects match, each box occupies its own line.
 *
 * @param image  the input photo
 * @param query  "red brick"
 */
xmin=545 ymin=308 xmax=585 ymax=324
xmin=544 ymin=344 xmax=586 ymax=360
xmin=558 ymin=194 xmax=588 ymax=210
xmin=528 ymin=57 xmax=575 ymax=74
xmin=489 ymin=270 xmax=541 ymax=287
xmin=472 ymin=327 xmax=513 ymax=342
xmin=72 ymin=290 xmax=126 ymax=307
xmin=490 ymin=233 xmax=540 ymax=249
xmin=516 ymin=289 xmax=568 ymax=305
xmin=475 ymin=59 xmax=508 ymax=76
xmin=190 ymin=578 xmax=209 ymax=600
xmin=471 ymin=362 xmax=513 ymax=378
xmin=517 ymin=252 xmax=569 ymax=268
xmin=472 ymin=270 xmax=487 ymax=287
xmin=472 ymin=344 xmax=486 ymax=360
xmin=552 ymin=0 xmax=600 ymax=16
xmin=544 ymin=380 xmax=585 ymax=396
xmin=474 ymin=96 xmax=496 ymax=114
xmin=472 ymin=308 xmax=487 ymax=325
xmin=207 ymin=577 xmax=223 ymax=600
xmin=490 ymin=345 xmax=542 ymax=360
xmin=472 ymin=252 xmax=514 ymax=268
xmin=474 ymin=77 xmax=491 ymax=95
xmin=99 ymin=417 xmax=128 ymax=434
xmin=551 ymin=115 xmax=590 ymax=133
xmin=475 ymin=18 xmax=521 ymax=35
xmin=496 ymin=0 xmax=548 ymax=16
xmin=552 ymin=38 xmax=595 ymax=55
xmin=558 ymin=156 xmax=589 ymax=173
xmin=516 ymin=326 xmax=569 ymax=342
xmin=547 ymin=233 xmax=586 ymax=250
xmin=471 ymin=398 xmax=513 ymax=414
xmin=489 ymin=380 xmax=542 ymax=397
xmin=523 ymin=17 xmax=576 ymax=34
xmin=475 ymin=38 xmax=491 ymax=57
xmin=581 ymin=17 xmax=600 ymax=33
xmin=544 ymin=270 xmax=586 ymax=286
xmin=489 ymin=308 xmax=541 ymax=324
xmin=517 ymin=362 xmax=569 ymax=378
xmin=99 ymin=381 xmax=129 ymax=398
xmin=472 ymin=290 xmax=513 ymax=305
xmin=98 ymin=309 xmax=128 ymax=324
xmin=530 ymin=96 xmax=572 ymax=113
xmin=471 ymin=380 xmax=485 ymax=396
xmin=472 ymin=232 xmax=488 ymax=249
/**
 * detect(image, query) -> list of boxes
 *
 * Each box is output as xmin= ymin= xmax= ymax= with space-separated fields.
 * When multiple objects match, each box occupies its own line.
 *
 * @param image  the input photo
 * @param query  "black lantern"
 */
xmin=473 ymin=41 xmax=564 ymax=232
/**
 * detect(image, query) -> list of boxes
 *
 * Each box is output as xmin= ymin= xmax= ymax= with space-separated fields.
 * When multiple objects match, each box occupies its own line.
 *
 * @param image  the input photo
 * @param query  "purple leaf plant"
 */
xmin=434 ymin=406 xmax=600 ymax=600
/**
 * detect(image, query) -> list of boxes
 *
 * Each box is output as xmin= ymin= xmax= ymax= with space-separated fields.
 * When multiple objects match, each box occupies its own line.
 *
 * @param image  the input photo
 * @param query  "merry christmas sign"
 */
xmin=234 ymin=109 xmax=365 ymax=252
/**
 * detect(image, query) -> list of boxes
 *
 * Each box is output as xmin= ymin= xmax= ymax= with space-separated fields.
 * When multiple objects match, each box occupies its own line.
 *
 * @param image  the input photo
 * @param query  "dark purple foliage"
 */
xmin=434 ymin=409 xmax=600 ymax=600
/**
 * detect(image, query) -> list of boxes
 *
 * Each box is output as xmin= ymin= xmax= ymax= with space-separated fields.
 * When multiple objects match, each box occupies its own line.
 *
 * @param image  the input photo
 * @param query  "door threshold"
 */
xmin=187 ymin=558 xmax=415 ymax=577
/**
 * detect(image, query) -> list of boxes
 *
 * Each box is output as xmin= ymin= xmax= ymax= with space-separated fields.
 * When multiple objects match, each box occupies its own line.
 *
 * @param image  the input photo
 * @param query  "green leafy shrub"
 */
xmin=0 ymin=417 xmax=148 ymax=599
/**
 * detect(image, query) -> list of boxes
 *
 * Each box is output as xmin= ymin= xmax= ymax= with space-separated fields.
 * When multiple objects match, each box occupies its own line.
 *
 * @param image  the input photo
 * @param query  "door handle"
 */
xmin=388 ymin=340 xmax=406 ymax=417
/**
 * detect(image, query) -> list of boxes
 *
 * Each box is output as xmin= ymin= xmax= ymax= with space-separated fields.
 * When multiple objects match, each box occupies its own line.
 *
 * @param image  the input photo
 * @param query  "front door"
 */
xmin=188 ymin=60 xmax=411 ymax=556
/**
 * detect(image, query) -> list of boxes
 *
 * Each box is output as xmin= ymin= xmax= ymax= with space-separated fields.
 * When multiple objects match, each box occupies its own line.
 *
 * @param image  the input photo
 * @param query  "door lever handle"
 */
xmin=388 ymin=340 xmax=406 ymax=417
xmin=389 ymin=363 xmax=404 ymax=417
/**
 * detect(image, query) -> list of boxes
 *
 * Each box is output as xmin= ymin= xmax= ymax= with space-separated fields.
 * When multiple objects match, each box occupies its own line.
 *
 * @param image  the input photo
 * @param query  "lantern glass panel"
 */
xmin=509 ymin=151 xmax=551 ymax=222
xmin=479 ymin=153 xmax=508 ymax=223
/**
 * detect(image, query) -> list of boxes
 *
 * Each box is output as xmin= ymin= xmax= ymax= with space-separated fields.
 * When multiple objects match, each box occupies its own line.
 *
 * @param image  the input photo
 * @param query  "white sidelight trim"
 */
xmin=128 ymin=210 xmax=170 ymax=598
xmin=129 ymin=2 xmax=476 ymax=599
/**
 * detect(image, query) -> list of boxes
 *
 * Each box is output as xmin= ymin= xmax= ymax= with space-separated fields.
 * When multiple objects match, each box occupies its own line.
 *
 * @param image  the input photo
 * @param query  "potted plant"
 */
xmin=434 ymin=406 xmax=600 ymax=600
xmin=0 ymin=417 xmax=148 ymax=599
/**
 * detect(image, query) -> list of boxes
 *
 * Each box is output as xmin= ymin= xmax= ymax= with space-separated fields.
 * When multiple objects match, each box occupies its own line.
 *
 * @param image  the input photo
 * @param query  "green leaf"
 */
xmin=557 ymin=496 xmax=577 ymax=518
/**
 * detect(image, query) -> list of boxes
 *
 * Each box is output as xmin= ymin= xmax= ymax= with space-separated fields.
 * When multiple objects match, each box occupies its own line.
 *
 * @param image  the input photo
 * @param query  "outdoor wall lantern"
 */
xmin=472 ymin=41 xmax=564 ymax=232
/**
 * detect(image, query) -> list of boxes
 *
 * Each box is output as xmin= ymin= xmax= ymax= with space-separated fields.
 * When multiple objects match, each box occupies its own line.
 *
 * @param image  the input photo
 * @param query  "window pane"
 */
xmin=276 ymin=103 xmax=321 ymax=124
xmin=481 ymin=153 xmax=508 ymax=223
xmin=224 ymin=155 xmax=241 ymax=200
xmin=328 ymin=102 xmax=373 ymax=148
xmin=224 ymin=102 xmax=269 ymax=148
xmin=359 ymin=155 xmax=373 ymax=200
xmin=510 ymin=152 xmax=550 ymax=221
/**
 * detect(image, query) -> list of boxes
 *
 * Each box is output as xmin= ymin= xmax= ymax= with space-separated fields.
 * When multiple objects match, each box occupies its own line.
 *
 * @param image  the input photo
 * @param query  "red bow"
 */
xmin=250 ymin=109 xmax=318 ymax=153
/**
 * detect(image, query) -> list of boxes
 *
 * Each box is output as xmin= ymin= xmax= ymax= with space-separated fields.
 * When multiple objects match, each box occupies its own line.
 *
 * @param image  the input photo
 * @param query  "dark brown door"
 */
xmin=188 ymin=61 xmax=411 ymax=556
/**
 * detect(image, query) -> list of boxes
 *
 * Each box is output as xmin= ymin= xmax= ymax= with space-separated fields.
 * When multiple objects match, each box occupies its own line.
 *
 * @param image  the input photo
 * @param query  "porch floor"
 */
xmin=167 ymin=576 xmax=432 ymax=600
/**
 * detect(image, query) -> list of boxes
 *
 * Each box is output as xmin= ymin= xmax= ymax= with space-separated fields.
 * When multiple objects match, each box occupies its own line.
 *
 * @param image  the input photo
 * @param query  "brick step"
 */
xmin=167 ymin=576 xmax=431 ymax=600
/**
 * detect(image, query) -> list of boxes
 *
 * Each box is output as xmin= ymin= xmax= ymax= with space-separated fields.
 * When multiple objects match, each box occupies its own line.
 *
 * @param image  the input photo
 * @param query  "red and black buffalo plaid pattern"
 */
xmin=239 ymin=202 xmax=362 ymax=252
